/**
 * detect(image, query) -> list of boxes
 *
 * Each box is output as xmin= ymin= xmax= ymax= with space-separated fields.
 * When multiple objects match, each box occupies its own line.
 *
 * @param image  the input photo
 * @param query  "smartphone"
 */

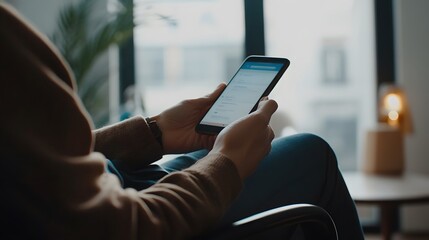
xmin=195 ymin=55 xmax=290 ymax=135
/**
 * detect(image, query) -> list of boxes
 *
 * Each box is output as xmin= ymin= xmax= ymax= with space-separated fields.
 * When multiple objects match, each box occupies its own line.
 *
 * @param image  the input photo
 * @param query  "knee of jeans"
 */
xmin=290 ymin=133 xmax=339 ymax=169
xmin=295 ymin=133 xmax=328 ymax=147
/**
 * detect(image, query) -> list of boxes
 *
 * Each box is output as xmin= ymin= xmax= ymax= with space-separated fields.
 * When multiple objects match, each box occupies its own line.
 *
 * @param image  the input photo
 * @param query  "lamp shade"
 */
xmin=364 ymin=124 xmax=404 ymax=175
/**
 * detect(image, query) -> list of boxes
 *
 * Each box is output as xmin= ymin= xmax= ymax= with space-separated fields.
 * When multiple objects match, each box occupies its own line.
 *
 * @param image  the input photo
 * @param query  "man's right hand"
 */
xmin=210 ymin=98 xmax=278 ymax=180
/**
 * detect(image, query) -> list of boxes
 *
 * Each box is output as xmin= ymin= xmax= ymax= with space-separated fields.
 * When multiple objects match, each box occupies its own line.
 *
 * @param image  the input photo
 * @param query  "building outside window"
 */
xmin=134 ymin=0 xmax=244 ymax=116
xmin=264 ymin=0 xmax=376 ymax=172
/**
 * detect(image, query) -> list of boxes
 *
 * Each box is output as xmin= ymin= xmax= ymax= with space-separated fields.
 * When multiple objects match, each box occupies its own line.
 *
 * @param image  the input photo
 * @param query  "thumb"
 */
xmin=205 ymin=83 xmax=226 ymax=101
xmin=192 ymin=83 xmax=226 ymax=109
xmin=256 ymin=99 xmax=278 ymax=119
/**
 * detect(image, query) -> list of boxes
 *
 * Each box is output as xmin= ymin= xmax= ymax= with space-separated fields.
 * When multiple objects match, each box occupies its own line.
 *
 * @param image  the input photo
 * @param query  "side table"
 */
xmin=343 ymin=171 xmax=429 ymax=240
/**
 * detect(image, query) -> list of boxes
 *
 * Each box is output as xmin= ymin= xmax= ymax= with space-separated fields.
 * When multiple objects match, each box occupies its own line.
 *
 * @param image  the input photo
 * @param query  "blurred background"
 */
xmin=5 ymin=0 xmax=429 ymax=238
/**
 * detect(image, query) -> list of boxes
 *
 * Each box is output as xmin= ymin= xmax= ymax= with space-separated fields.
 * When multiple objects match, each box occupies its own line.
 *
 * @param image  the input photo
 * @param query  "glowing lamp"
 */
xmin=363 ymin=84 xmax=413 ymax=175
xmin=378 ymin=84 xmax=413 ymax=134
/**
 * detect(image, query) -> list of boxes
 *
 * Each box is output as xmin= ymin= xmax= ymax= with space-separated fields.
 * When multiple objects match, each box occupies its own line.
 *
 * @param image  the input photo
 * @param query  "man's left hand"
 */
xmin=151 ymin=83 xmax=226 ymax=154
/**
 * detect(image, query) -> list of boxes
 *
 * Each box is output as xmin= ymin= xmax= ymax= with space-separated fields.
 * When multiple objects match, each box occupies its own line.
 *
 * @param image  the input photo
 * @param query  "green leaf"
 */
xmin=51 ymin=0 xmax=135 ymax=127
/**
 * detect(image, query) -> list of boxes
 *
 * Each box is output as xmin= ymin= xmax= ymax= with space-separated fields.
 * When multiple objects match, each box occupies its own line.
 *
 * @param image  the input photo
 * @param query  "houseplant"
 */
xmin=51 ymin=0 xmax=134 ymax=126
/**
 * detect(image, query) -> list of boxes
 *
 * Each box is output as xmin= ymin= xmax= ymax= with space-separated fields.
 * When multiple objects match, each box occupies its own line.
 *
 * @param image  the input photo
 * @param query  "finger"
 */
xmin=263 ymin=126 xmax=274 ymax=145
xmin=205 ymin=83 xmax=226 ymax=100
xmin=257 ymin=99 xmax=278 ymax=118
xmin=192 ymin=83 xmax=226 ymax=107
xmin=264 ymin=127 xmax=275 ymax=154
xmin=268 ymin=125 xmax=275 ymax=140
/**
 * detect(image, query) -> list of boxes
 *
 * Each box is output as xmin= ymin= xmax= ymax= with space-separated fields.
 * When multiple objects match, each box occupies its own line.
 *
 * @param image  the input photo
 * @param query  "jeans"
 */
xmin=107 ymin=133 xmax=364 ymax=239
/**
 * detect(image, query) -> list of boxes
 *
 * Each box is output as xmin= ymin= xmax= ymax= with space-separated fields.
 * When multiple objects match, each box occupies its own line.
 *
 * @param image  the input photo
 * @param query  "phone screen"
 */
xmin=197 ymin=57 xmax=289 ymax=134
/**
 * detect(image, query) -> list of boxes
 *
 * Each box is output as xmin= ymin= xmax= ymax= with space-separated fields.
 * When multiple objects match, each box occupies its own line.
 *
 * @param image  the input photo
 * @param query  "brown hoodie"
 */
xmin=0 ymin=3 xmax=242 ymax=239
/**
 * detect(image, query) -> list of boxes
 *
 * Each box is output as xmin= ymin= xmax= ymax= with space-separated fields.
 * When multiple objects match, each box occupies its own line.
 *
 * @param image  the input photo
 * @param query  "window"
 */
xmin=264 ymin=0 xmax=376 ymax=171
xmin=134 ymin=0 xmax=245 ymax=116
xmin=131 ymin=0 xmax=377 ymax=171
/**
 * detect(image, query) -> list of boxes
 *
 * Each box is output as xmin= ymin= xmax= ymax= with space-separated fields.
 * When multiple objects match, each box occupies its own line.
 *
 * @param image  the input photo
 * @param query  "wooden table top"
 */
xmin=342 ymin=171 xmax=429 ymax=205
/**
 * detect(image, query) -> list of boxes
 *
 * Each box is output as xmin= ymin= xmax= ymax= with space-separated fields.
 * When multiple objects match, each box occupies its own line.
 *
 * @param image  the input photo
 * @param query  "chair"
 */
xmin=198 ymin=204 xmax=338 ymax=240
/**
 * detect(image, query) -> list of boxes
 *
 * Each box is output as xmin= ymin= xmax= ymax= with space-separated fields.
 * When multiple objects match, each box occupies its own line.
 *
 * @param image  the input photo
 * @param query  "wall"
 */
xmin=395 ymin=0 xmax=429 ymax=232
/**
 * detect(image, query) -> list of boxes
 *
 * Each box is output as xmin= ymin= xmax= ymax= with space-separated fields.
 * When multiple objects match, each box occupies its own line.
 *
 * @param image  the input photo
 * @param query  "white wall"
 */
xmin=395 ymin=0 xmax=429 ymax=232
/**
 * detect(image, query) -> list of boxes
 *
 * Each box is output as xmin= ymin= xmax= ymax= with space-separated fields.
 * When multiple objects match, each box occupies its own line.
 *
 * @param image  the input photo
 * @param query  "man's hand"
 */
xmin=210 ymin=98 xmax=278 ymax=180
xmin=151 ymin=83 xmax=226 ymax=154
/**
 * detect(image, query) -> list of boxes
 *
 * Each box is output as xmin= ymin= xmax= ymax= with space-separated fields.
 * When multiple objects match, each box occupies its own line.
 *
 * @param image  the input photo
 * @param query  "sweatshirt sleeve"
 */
xmin=66 ymin=152 xmax=243 ymax=240
xmin=93 ymin=116 xmax=164 ymax=169
xmin=3 ymin=136 xmax=242 ymax=240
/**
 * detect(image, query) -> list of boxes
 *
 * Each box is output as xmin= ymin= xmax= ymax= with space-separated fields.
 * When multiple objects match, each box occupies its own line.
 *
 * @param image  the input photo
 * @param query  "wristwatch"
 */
xmin=145 ymin=117 xmax=163 ymax=149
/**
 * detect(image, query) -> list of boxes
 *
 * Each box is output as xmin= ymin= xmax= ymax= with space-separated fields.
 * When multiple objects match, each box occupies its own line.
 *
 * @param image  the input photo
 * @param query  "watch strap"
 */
xmin=145 ymin=117 xmax=163 ymax=149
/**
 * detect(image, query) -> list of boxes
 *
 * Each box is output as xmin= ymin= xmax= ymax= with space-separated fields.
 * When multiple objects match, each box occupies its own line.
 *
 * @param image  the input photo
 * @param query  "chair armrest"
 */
xmin=199 ymin=204 xmax=338 ymax=240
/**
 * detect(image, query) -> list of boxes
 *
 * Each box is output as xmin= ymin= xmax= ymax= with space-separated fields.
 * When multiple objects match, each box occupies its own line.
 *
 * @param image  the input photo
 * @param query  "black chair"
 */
xmin=199 ymin=204 xmax=338 ymax=240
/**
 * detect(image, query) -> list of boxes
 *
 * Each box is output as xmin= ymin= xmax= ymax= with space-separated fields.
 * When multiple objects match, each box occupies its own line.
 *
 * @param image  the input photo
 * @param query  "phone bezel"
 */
xmin=195 ymin=55 xmax=290 ymax=135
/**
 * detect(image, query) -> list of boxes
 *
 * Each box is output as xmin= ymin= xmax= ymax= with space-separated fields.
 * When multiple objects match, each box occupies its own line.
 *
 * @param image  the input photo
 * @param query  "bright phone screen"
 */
xmin=199 ymin=61 xmax=284 ymax=127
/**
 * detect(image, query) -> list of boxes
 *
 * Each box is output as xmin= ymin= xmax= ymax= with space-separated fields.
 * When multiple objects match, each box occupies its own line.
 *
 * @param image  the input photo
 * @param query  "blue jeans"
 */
xmin=107 ymin=133 xmax=364 ymax=239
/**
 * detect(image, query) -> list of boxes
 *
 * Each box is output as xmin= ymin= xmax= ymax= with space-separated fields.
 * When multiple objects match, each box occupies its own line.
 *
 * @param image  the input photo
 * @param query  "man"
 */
xmin=0 ymin=3 xmax=364 ymax=239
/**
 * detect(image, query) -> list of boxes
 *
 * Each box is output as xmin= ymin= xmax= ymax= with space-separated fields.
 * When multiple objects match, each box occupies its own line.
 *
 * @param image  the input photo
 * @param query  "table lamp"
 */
xmin=363 ymin=84 xmax=413 ymax=175
xmin=378 ymin=84 xmax=413 ymax=134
